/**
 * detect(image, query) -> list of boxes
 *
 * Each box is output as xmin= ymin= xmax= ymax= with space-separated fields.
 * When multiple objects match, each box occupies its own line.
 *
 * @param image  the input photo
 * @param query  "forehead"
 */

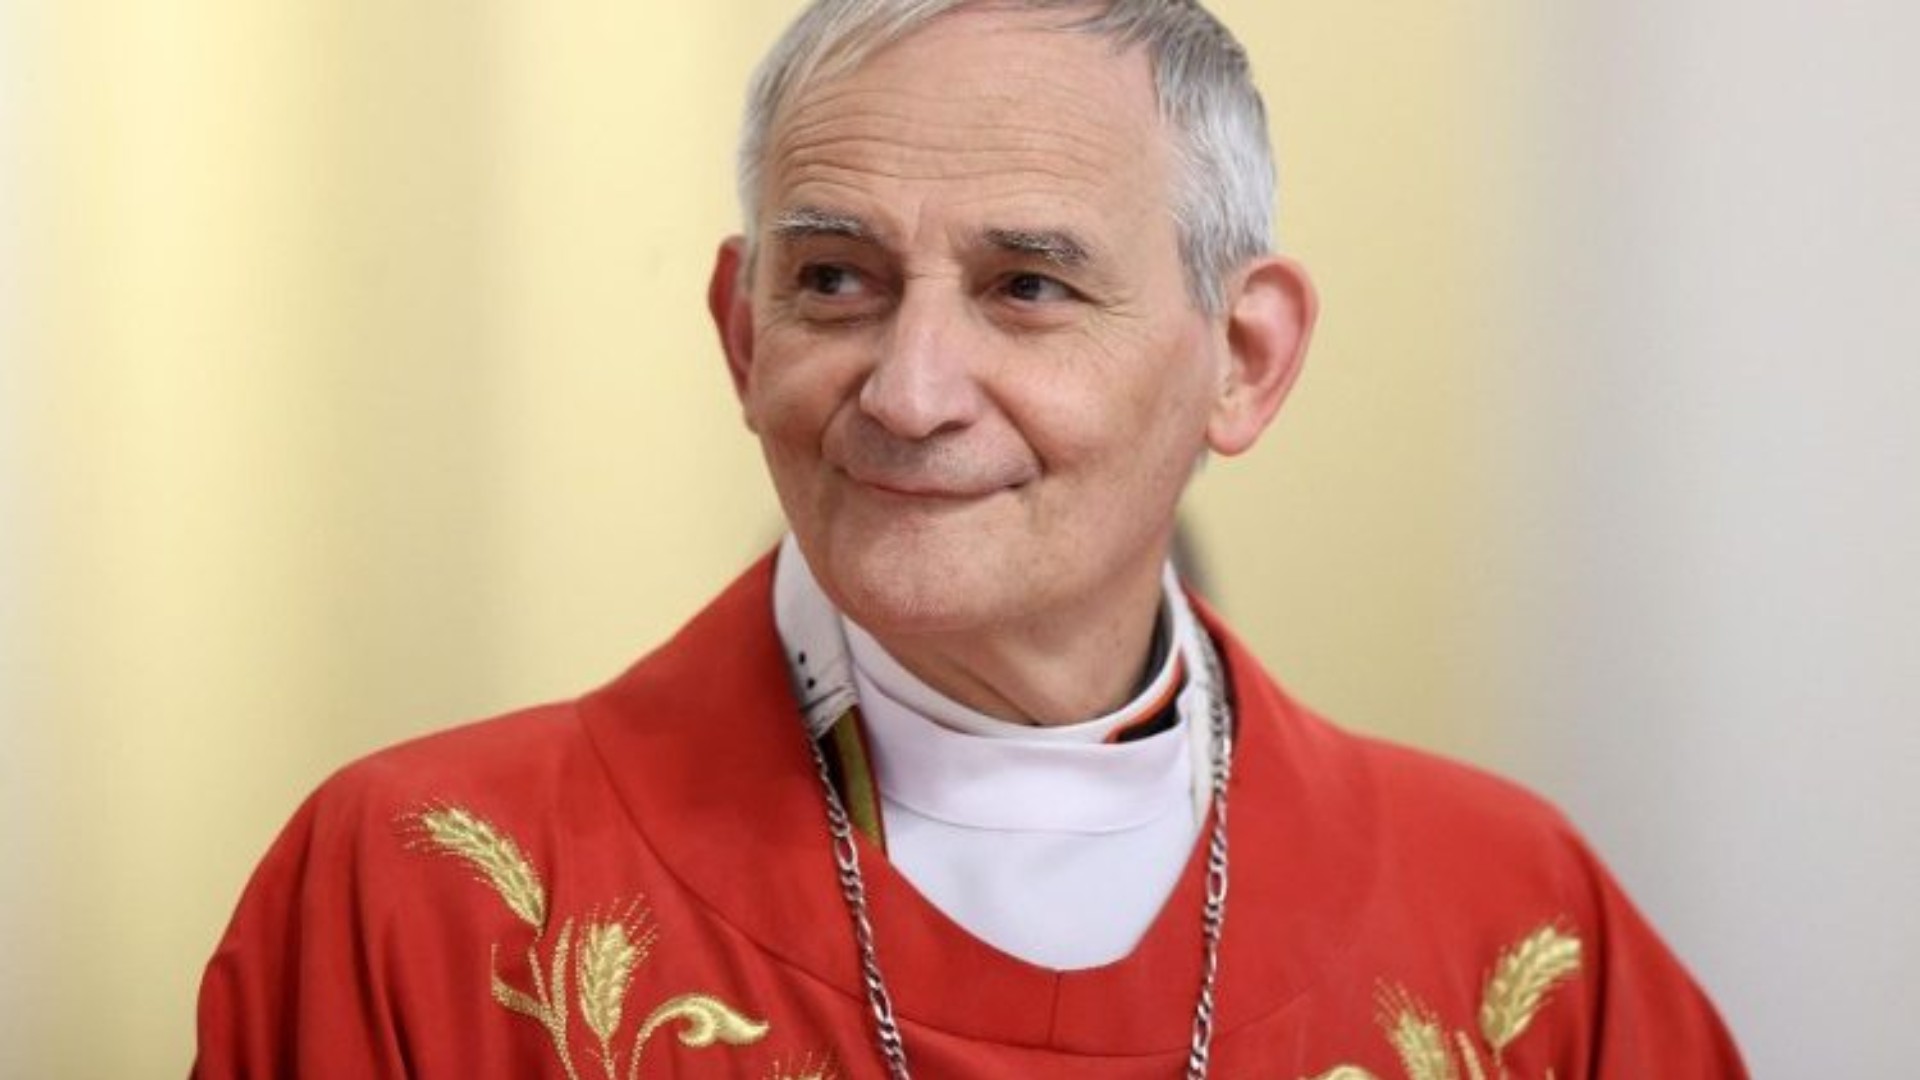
xmin=760 ymin=9 xmax=1172 ymax=243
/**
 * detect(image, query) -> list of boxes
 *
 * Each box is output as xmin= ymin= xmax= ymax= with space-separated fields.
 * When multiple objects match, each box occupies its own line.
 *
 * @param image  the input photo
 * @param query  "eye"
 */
xmin=1000 ymin=272 xmax=1076 ymax=304
xmin=797 ymin=263 xmax=867 ymax=298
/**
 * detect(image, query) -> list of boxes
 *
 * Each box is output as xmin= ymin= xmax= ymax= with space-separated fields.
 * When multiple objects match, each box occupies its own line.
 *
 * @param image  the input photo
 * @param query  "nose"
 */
xmin=858 ymin=284 xmax=985 ymax=440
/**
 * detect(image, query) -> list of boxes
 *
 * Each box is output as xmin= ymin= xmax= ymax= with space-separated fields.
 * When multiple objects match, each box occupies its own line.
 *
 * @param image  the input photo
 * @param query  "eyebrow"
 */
xmin=983 ymin=228 xmax=1092 ymax=269
xmin=769 ymin=206 xmax=878 ymax=243
xmin=768 ymin=209 xmax=1095 ymax=269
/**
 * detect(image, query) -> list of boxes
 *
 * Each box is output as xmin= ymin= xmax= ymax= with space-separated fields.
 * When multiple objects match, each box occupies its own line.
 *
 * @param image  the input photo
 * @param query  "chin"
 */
xmin=817 ymin=531 xmax=1017 ymax=639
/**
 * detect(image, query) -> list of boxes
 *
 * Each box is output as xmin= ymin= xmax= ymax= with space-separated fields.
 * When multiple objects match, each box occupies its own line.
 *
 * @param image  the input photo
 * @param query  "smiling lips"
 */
xmin=840 ymin=466 xmax=1023 ymax=501
xmin=835 ymin=441 xmax=1037 ymax=500
xmin=828 ymin=416 xmax=1037 ymax=501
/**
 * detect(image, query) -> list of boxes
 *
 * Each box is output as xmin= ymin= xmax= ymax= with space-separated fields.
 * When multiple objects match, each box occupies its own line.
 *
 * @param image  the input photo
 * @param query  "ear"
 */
xmin=1206 ymin=255 xmax=1318 ymax=457
xmin=707 ymin=236 xmax=757 ymax=425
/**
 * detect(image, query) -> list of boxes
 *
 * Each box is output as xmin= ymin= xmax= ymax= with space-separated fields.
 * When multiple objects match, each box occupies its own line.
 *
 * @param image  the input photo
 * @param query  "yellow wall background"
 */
xmin=4 ymin=2 xmax=1520 ymax=1073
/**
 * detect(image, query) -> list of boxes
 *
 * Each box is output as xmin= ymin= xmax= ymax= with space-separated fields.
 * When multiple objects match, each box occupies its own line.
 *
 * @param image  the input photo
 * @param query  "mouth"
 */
xmin=851 ymin=476 xmax=1012 ymax=501
xmin=840 ymin=467 xmax=1025 ymax=502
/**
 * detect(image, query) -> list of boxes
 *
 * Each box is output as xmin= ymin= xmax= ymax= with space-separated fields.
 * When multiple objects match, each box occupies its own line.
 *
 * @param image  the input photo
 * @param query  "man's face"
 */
xmin=720 ymin=9 xmax=1236 ymax=645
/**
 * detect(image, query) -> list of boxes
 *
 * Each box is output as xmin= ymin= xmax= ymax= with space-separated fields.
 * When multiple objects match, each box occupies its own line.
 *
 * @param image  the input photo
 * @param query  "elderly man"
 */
xmin=196 ymin=2 xmax=1745 ymax=1077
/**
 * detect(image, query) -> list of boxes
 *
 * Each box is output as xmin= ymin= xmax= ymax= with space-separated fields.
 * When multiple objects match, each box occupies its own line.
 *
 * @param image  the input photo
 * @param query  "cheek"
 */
xmin=1034 ymin=325 xmax=1217 ymax=462
xmin=744 ymin=327 xmax=857 ymax=445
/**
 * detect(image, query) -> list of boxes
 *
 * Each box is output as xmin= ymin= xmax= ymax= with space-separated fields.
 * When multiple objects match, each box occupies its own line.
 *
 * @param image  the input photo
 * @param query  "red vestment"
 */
xmin=195 ymin=558 xmax=1745 ymax=1078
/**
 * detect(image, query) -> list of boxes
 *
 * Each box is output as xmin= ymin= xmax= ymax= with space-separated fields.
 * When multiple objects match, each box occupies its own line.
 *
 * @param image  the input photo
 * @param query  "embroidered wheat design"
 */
xmin=491 ymin=920 xmax=582 ymax=1080
xmin=1453 ymin=1030 xmax=1489 ymax=1080
xmin=416 ymin=805 xmax=548 ymax=930
xmin=407 ymin=802 xmax=768 ymax=1079
xmin=1378 ymin=985 xmax=1459 ymax=1080
xmin=1301 ymin=921 xmax=1586 ymax=1080
xmin=1478 ymin=923 xmax=1582 ymax=1055
xmin=577 ymin=903 xmax=657 ymax=1075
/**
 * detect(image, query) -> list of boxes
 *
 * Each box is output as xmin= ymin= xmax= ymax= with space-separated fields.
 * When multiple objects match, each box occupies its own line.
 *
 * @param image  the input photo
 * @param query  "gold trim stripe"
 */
xmin=827 ymin=710 xmax=885 ymax=848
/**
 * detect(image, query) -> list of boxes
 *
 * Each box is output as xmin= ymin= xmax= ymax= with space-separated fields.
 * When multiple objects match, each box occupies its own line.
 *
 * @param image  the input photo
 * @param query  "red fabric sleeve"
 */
xmin=1576 ymin=839 xmax=1748 ymax=1078
xmin=192 ymin=779 xmax=410 ymax=1079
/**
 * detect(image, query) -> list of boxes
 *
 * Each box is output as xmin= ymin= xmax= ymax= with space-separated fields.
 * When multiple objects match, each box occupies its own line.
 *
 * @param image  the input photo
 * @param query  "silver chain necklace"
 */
xmin=803 ymin=633 xmax=1236 ymax=1079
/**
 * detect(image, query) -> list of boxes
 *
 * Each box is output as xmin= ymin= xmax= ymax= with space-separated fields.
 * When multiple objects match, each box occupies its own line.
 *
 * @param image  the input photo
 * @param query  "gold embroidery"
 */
xmin=1453 ymin=1031 xmax=1489 ymax=1080
xmin=579 ymin=904 xmax=657 ymax=1077
xmin=1378 ymin=986 xmax=1457 ymax=1080
xmin=416 ymin=804 xmax=548 ymax=928
xmin=768 ymin=1052 xmax=841 ymax=1080
xmin=407 ymin=805 xmax=769 ymax=1080
xmin=1300 ymin=922 xmax=1583 ymax=1080
xmin=1478 ymin=925 xmax=1581 ymax=1061
xmin=629 ymin=994 xmax=772 ymax=1079
xmin=489 ymin=920 xmax=581 ymax=1079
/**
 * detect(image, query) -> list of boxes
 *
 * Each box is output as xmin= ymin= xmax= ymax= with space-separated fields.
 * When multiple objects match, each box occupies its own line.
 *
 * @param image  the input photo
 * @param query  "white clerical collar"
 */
xmin=771 ymin=534 xmax=860 ymax=740
xmin=849 ymin=651 xmax=1191 ymax=832
xmin=840 ymin=600 xmax=1183 ymax=744
xmin=770 ymin=534 xmax=1218 ymax=821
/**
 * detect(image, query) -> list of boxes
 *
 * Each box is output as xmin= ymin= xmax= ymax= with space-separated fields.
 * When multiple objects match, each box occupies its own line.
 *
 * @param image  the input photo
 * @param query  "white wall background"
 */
xmin=1 ymin=4 xmax=38 ymax=1074
xmin=1503 ymin=2 xmax=1920 ymax=1072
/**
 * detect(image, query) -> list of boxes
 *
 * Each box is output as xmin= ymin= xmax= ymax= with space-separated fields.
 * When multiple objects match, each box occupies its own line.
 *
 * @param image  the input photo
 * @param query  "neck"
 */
xmin=864 ymin=568 xmax=1166 ymax=727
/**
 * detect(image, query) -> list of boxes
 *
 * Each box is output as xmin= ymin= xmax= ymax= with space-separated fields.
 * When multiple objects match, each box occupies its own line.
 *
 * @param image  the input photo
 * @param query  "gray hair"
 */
xmin=736 ymin=0 xmax=1276 ymax=314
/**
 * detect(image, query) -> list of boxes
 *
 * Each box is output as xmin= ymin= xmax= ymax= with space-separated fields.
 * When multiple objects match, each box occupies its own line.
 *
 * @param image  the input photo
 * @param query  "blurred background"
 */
xmin=3 ymin=0 xmax=1915 ymax=1074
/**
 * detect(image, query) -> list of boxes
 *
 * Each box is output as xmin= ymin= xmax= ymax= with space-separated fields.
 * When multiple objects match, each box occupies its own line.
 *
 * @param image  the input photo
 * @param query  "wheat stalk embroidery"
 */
xmin=416 ymin=804 xmax=547 ymax=928
xmin=1379 ymin=986 xmax=1459 ymax=1080
xmin=1300 ymin=921 xmax=1583 ymax=1080
xmin=1479 ymin=925 xmax=1582 ymax=1062
xmin=577 ymin=903 xmax=656 ymax=1078
xmin=408 ymin=804 xmax=769 ymax=1080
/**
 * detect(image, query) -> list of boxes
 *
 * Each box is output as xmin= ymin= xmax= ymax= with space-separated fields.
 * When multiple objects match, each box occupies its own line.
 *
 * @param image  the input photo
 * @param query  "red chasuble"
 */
xmin=195 ymin=558 xmax=1746 ymax=1078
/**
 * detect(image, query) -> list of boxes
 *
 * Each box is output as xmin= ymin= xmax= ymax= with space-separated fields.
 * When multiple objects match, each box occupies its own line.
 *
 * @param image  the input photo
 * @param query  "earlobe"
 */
xmin=1206 ymin=256 xmax=1318 ymax=457
xmin=707 ymin=237 xmax=757 ymax=420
